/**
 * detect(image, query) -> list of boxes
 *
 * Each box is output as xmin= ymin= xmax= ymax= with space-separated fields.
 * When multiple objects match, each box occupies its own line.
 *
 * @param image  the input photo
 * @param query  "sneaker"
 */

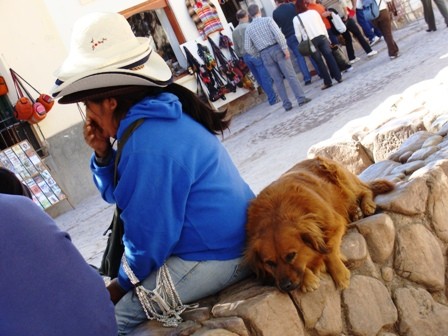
xmin=321 ymin=83 xmax=333 ymax=90
xmin=285 ymin=105 xmax=293 ymax=111
xmin=370 ymin=36 xmax=380 ymax=46
xmin=298 ymin=97 xmax=312 ymax=107
xmin=349 ymin=57 xmax=360 ymax=64
xmin=367 ymin=50 xmax=378 ymax=57
xmin=304 ymin=80 xmax=312 ymax=86
xmin=390 ymin=52 xmax=400 ymax=60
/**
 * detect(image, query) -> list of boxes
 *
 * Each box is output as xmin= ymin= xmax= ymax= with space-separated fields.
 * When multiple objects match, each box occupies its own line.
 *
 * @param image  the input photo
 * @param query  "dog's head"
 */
xmin=245 ymin=200 xmax=330 ymax=292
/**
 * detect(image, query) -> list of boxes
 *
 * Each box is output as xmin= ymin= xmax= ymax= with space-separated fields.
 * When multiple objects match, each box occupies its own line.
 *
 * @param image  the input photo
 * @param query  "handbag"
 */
xmin=330 ymin=12 xmax=347 ymax=33
xmin=296 ymin=15 xmax=316 ymax=56
xmin=98 ymin=118 xmax=145 ymax=279
xmin=0 ymin=76 xmax=8 ymax=96
xmin=331 ymin=45 xmax=351 ymax=72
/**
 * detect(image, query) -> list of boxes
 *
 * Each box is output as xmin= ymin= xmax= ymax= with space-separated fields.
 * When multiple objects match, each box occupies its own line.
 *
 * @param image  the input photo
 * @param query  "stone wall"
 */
xmin=129 ymin=68 xmax=448 ymax=336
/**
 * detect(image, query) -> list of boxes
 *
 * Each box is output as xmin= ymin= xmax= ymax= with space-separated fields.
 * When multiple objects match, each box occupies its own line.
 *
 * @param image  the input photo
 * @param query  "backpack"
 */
xmin=363 ymin=0 xmax=382 ymax=21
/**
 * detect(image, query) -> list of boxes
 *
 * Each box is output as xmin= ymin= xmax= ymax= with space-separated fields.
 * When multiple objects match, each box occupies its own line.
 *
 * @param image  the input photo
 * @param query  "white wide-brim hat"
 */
xmin=51 ymin=12 xmax=173 ymax=103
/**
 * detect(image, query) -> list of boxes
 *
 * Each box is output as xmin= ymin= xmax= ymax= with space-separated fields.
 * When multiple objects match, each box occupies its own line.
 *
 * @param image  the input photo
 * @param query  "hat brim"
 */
xmin=58 ymin=85 xmax=156 ymax=104
xmin=51 ymin=48 xmax=173 ymax=101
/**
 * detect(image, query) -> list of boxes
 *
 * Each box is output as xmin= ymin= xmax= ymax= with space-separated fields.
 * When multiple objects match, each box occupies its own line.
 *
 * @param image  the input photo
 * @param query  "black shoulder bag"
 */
xmin=99 ymin=119 xmax=144 ymax=279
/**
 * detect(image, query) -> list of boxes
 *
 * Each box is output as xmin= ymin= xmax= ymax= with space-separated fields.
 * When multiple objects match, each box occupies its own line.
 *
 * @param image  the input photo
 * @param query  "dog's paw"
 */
xmin=350 ymin=205 xmax=364 ymax=222
xmin=301 ymin=269 xmax=320 ymax=292
xmin=360 ymin=198 xmax=376 ymax=216
xmin=332 ymin=265 xmax=351 ymax=290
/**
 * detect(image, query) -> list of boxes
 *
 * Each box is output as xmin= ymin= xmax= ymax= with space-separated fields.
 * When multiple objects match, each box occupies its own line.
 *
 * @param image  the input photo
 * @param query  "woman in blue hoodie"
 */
xmin=51 ymin=12 xmax=255 ymax=335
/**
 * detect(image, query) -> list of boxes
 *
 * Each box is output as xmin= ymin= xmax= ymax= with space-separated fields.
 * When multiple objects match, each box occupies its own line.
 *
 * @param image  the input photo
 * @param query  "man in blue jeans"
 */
xmin=354 ymin=0 xmax=382 ymax=45
xmin=245 ymin=4 xmax=311 ymax=111
xmin=273 ymin=0 xmax=317 ymax=85
xmin=232 ymin=9 xmax=278 ymax=105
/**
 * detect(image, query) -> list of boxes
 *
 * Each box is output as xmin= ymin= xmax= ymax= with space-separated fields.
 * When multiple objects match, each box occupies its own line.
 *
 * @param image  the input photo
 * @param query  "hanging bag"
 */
xmin=0 ymin=76 xmax=8 ymax=96
xmin=10 ymin=69 xmax=54 ymax=113
xmin=296 ymin=15 xmax=316 ymax=56
xmin=10 ymin=70 xmax=35 ymax=122
xmin=363 ymin=0 xmax=382 ymax=21
xmin=330 ymin=12 xmax=347 ymax=33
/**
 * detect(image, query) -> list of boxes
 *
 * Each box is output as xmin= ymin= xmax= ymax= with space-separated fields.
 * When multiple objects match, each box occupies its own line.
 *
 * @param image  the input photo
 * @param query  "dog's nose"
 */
xmin=279 ymin=278 xmax=295 ymax=292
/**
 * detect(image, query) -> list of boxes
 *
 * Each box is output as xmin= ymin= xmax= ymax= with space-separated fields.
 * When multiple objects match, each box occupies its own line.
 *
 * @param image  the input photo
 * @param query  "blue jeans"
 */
xmin=355 ymin=9 xmax=382 ymax=41
xmin=243 ymin=54 xmax=277 ymax=105
xmin=286 ymin=34 xmax=311 ymax=83
xmin=115 ymin=256 xmax=251 ymax=335
xmin=260 ymin=44 xmax=307 ymax=110
xmin=310 ymin=35 xmax=342 ymax=86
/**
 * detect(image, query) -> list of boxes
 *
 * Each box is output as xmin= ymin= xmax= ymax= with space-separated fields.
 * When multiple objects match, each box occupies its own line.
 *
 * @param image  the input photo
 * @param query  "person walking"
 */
xmin=50 ymin=12 xmax=255 ymax=335
xmin=420 ymin=0 xmax=448 ymax=31
xmin=328 ymin=2 xmax=378 ymax=64
xmin=294 ymin=0 xmax=343 ymax=90
xmin=245 ymin=3 xmax=312 ymax=111
xmin=362 ymin=0 xmax=400 ymax=59
xmin=273 ymin=0 xmax=315 ymax=85
xmin=232 ymin=9 xmax=278 ymax=105
xmin=353 ymin=0 xmax=382 ymax=45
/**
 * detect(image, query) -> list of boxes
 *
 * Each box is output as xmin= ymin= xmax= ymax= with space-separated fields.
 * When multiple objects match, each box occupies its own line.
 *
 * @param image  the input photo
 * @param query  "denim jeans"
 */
xmin=286 ymin=34 xmax=311 ymax=82
xmin=115 ymin=256 xmax=251 ymax=335
xmin=311 ymin=35 xmax=342 ymax=85
xmin=355 ymin=8 xmax=382 ymax=41
xmin=243 ymin=54 xmax=277 ymax=105
xmin=260 ymin=44 xmax=307 ymax=110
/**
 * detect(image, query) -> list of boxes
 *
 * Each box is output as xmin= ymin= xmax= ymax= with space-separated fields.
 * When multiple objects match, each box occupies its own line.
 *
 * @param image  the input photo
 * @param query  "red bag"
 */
xmin=29 ymin=102 xmax=47 ymax=124
xmin=14 ymin=97 xmax=34 ymax=121
xmin=0 ymin=76 xmax=8 ymax=96
xmin=36 ymin=93 xmax=54 ymax=112
xmin=10 ymin=68 xmax=48 ymax=123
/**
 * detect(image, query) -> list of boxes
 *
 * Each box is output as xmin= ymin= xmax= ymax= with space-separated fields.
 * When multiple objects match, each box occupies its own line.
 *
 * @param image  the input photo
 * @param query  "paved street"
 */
xmin=55 ymin=15 xmax=448 ymax=267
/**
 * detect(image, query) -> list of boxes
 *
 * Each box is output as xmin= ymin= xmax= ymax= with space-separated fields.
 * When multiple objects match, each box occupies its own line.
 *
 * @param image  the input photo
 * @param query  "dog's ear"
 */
xmin=298 ymin=214 xmax=330 ymax=254
xmin=243 ymin=239 xmax=266 ymax=278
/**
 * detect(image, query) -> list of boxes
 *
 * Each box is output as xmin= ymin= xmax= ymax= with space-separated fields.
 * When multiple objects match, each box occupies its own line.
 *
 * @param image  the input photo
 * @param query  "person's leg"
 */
xmin=317 ymin=36 xmax=342 ymax=82
xmin=355 ymin=8 xmax=375 ymax=41
xmin=420 ymin=0 xmax=437 ymax=30
xmin=115 ymin=256 xmax=251 ymax=335
xmin=341 ymin=30 xmax=356 ymax=61
xmin=433 ymin=0 xmax=448 ymax=26
xmin=261 ymin=47 xmax=292 ymax=110
xmin=286 ymin=35 xmax=312 ymax=83
xmin=244 ymin=54 xmax=277 ymax=105
xmin=310 ymin=39 xmax=332 ymax=86
xmin=276 ymin=51 xmax=307 ymax=103
xmin=373 ymin=10 xmax=399 ymax=57
xmin=346 ymin=18 xmax=373 ymax=54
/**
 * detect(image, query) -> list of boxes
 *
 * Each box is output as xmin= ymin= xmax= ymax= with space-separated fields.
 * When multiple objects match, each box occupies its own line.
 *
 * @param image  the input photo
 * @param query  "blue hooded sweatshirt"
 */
xmin=91 ymin=92 xmax=255 ymax=291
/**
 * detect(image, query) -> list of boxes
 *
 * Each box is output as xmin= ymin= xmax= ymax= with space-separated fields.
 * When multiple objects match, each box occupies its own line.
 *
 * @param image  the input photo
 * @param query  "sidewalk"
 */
xmin=55 ymin=14 xmax=447 ymax=266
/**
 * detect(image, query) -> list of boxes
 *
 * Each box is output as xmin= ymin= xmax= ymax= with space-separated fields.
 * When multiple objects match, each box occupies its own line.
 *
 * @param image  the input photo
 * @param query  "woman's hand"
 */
xmin=107 ymin=278 xmax=127 ymax=304
xmin=83 ymin=118 xmax=111 ymax=158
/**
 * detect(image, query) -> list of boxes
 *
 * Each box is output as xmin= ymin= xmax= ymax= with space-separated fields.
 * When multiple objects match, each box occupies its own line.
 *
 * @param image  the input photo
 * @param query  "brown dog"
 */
xmin=244 ymin=156 xmax=394 ymax=293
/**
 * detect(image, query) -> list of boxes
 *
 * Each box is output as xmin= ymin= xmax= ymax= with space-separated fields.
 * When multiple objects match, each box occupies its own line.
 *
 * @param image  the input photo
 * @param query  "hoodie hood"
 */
xmin=117 ymin=92 xmax=182 ymax=139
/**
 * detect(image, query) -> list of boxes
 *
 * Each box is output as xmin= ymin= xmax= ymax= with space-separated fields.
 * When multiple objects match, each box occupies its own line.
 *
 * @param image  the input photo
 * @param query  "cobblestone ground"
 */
xmin=55 ymin=15 xmax=448 ymax=266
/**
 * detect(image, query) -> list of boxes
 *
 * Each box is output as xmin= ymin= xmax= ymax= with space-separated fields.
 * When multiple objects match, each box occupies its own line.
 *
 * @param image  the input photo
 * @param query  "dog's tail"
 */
xmin=368 ymin=179 xmax=395 ymax=196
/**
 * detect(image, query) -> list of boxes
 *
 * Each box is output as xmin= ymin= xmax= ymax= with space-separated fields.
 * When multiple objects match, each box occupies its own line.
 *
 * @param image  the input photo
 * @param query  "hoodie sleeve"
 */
xmin=90 ymin=150 xmax=118 ymax=204
xmin=114 ymin=150 xmax=192 ymax=291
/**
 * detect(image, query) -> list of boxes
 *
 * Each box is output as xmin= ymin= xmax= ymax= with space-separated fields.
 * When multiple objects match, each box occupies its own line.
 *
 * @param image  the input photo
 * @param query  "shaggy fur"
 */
xmin=244 ymin=156 xmax=394 ymax=292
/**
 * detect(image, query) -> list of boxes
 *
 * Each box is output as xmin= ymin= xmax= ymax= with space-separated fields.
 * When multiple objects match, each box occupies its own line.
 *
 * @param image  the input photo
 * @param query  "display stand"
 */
xmin=0 ymin=140 xmax=66 ymax=209
xmin=179 ymin=24 xmax=255 ymax=110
